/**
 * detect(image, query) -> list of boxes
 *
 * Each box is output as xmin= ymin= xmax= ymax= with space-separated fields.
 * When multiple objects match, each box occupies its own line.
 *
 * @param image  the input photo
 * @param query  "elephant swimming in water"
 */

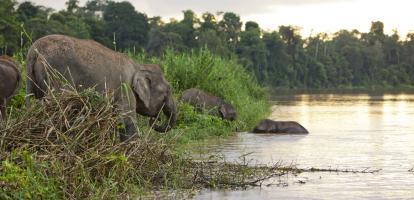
xmin=26 ymin=34 xmax=177 ymax=139
xmin=181 ymin=88 xmax=237 ymax=121
xmin=0 ymin=56 xmax=21 ymax=121
xmin=252 ymin=119 xmax=309 ymax=134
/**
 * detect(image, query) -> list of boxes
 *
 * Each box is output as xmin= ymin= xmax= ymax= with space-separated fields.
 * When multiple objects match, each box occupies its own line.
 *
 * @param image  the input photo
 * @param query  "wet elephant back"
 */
xmin=279 ymin=121 xmax=308 ymax=134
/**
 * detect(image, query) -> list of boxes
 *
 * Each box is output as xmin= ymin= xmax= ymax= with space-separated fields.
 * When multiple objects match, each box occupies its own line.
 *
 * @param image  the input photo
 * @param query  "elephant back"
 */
xmin=28 ymin=34 xmax=136 ymax=93
xmin=181 ymin=88 xmax=220 ymax=108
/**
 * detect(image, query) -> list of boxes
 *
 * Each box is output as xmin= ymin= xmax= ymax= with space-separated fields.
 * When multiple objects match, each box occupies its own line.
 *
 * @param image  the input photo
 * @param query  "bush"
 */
xmin=0 ymin=80 xmax=278 ymax=199
xmin=131 ymin=49 xmax=270 ymax=135
xmin=0 ymin=48 xmax=272 ymax=198
xmin=2 ymin=88 xmax=177 ymax=199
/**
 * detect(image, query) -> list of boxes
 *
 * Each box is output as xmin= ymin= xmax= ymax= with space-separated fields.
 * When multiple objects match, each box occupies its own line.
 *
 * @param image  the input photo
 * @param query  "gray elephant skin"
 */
xmin=181 ymin=88 xmax=237 ymax=120
xmin=26 ymin=34 xmax=177 ymax=138
xmin=252 ymin=119 xmax=308 ymax=134
xmin=0 ymin=56 xmax=21 ymax=121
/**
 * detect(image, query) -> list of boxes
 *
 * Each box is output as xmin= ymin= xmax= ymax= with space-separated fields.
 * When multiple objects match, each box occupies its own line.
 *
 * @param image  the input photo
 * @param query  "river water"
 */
xmin=195 ymin=91 xmax=414 ymax=200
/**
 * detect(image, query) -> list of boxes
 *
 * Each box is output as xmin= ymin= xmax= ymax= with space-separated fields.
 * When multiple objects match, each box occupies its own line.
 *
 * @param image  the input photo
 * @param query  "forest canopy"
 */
xmin=2 ymin=0 xmax=414 ymax=89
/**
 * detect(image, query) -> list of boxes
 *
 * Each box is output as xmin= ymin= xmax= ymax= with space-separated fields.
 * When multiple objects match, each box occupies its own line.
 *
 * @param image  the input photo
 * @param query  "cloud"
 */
xmin=138 ymin=0 xmax=355 ymax=16
xmin=24 ymin=0 xmax=355 ymax=17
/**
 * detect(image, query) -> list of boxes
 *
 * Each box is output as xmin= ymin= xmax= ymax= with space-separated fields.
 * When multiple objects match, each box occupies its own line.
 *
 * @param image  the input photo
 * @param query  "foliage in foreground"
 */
xmin=2 ymin=89 xmax=170 ymax=199
xmin=1 ymin=29 xmax=271 ymax=199
xmin=9 ymin=48 xmax=269 ymax=144
xmin=1 ymin=87 xmax=278 ymax=199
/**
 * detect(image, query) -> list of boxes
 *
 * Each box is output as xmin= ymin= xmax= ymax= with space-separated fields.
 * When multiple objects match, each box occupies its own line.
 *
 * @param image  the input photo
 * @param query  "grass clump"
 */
xmin=0 ymin=85 xmax=289 ymax=199
xmin=0 ymin=151 xmax=61 ymax=200
xmin=0 ymin=48 xmax=271 ymax=198
xmin=130 ymin=49 xmax=270 ymax=141
xmin=1 ymin=88 xmax=181 ymax=199
xmin=173 ymin=103 xmax=233 ymax=144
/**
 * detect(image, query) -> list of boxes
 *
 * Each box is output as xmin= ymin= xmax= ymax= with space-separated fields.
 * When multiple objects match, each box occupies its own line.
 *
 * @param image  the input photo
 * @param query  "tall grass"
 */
xmin=0 ymin=67 xmax=273 ymax=199
xmin=1 ymin=46 xmax=270 ymax=198
xmin=130 ymin=49 xmax=270 ymax=142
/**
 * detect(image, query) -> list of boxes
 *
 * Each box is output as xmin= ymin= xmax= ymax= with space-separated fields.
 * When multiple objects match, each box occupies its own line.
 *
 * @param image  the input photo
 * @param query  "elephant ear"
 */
xmin=132 ymin=73 xmax=151 ymax=109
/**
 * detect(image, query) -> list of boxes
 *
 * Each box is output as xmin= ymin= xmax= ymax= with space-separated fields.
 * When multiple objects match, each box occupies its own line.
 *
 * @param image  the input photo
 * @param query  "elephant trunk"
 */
xmin=151 ymin=94 xmax=177 ymax=132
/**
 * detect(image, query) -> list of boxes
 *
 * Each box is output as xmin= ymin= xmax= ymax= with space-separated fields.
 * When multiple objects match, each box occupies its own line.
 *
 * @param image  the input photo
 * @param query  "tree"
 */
xmin=237 ymin=21 xmax=268 ymax=82
xmin=4 ymin=0 xmax=414 ymax=88
xmin=146 ymin=28 xmax=185 ymax=56
xmin=198 ymin=29 xmax=229 ymax=56
xmin=218 ymin=12 xmax=242 ymax=50
xmin=263 ymin=31 xmax=290 ymax=86
xmin=370 ymin=21 xmax=384 ymax=36
xmin=180 ymin=10 xmax=198 ymax=48
xmin=0 ymin=0 xmax=19 ymax=55
xmin=200 ymin=12 xmax=216 ymax=31
xmin=382 ymin=30 xmax=400 ymax=65
xmin=362 ymin=21 xmax=385 ymax=45
xmin=66 ymin=0 xmax=79 ymax=13
xmin=279 ymin=25 xmax=302 ymax=58
xmin=85 ymin=0 xmax=107 ymax=12
xmin=17 ymin=1 xmax=40 ymax=22
xmin=148 ymin=16 xmax=163 ymax=29
xmin=103 ymin=1 xmax=149 ymax=50
xmin=245 ymin=21 xmax=259 ymax=31
xmin=331 ymin=30 xmax=363 ymax=85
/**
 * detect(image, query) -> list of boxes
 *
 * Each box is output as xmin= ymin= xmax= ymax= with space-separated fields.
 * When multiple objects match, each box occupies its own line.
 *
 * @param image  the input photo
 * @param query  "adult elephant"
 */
xmin=26 ymin=35 xmax=177 ymax=138
xmin=0 ymin=56 xmax=21 ymax=121
xmin=252 ymin=119 xmax=308 ymax=134
xmin=181 ymin=88 xmax=237 ymax=121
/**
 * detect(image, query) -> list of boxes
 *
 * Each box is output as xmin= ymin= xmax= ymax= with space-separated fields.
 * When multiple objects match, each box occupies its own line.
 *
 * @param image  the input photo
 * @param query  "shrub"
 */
xmin=131 ymin=49 xmax=270 ymax=134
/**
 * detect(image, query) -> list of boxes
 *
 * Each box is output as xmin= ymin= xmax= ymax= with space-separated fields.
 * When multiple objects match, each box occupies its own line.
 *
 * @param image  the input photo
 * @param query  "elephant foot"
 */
xmin=118 ymin=119 xmax=139 ymax=142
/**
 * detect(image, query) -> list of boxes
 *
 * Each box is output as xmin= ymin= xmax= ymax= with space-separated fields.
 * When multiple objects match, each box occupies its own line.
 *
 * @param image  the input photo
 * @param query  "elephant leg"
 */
xmin=117 ymin=88 xmax=139 ymax=141
xmin=0 ymin=98 xmax=6 ymax=120
xmin=119 ymin=114 xmax=138 ymax=141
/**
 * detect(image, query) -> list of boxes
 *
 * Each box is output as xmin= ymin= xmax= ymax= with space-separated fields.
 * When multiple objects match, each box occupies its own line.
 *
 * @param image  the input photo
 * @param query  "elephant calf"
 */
xmin=0 ymin=56 xmax=21 ymax=121
xmin=252 ymin=119 xmax=308 ymax=134
xmin=181 ymin=88 xmax=237 ymax=120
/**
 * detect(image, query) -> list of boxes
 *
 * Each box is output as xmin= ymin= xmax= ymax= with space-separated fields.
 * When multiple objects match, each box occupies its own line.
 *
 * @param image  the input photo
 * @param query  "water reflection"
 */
xmin=195 ymin=91 xmax=414 ymax=200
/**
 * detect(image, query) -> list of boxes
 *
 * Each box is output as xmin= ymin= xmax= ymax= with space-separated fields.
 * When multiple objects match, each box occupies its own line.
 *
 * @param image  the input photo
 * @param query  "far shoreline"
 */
xmin=269 ymin=87 xmax=414 ymax=96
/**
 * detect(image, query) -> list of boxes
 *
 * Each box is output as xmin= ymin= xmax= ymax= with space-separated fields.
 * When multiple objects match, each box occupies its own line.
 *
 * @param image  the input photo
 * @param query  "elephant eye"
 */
xmin=145 ymin=77 xmax=152 ymax=85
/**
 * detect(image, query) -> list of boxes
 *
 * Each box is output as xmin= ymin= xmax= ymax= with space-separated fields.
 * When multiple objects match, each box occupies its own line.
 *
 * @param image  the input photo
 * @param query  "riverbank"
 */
xmin=0 ymin=49 xmax=271 ymax=199
xmin=269 ymin=86 xmax=414 ymax=95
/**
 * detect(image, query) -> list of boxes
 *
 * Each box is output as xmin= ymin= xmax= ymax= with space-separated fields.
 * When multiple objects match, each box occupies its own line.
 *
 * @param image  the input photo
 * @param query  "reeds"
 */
xmin=0 ymin=57 xmax=272 ymax=199
xmin=0 ymin=81 xmax=288 ymax=199
xmin=1 ymin=84 xmax=182 ymax=199
xmin=0 ymin=58 xmax=182 ymax=198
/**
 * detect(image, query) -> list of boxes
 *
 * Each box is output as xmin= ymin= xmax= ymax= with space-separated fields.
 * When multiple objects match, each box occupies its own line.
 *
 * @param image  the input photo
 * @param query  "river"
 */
xmin=195 ymin=90 xmax=414 ymax=199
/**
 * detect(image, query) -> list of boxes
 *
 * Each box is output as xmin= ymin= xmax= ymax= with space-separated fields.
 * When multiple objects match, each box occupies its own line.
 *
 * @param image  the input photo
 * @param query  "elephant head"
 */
xmin=219 ymin=102 xmax=237 ymax=121
xmin=131 ymin=64 xmax=177 ymax=132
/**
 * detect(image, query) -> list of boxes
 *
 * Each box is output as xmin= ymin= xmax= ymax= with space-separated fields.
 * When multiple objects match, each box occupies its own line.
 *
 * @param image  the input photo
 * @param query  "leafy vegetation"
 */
xmin=1 ymin=25 xmax=269 ymax=199
xmin=2 ymin=0 xmax=414 ymax=89
xmin=1 ymin=0 xmax=404 ymax=198
xmin=131 ymin=49 xmax=269 ymax=134
xmin=0 ymin=67 xmax=265 ymax=199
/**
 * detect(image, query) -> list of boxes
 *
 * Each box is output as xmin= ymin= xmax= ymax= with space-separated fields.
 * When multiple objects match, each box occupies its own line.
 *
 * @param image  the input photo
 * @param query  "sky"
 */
xmin=24 ymin=0 xmax=414 ymax=37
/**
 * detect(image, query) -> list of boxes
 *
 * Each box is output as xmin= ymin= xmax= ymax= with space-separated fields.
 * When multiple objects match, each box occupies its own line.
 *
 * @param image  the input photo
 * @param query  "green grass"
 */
xmin=130 ymin=49 xmax=270 ymax=142
xmin=1 ymin=48 xmax=270 ymax=199
xmin=0 ymin=151 xmax=62 ymax=200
